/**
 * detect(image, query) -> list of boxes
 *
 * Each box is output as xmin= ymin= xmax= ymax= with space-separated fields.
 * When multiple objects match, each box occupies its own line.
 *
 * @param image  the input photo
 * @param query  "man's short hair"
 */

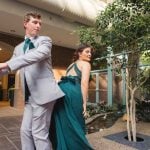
xmin=24 ymin=12 xmax=41 ymax=22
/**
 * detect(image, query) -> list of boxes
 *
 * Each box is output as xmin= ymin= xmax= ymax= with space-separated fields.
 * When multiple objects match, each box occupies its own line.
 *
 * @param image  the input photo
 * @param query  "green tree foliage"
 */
xmin=140 ymin=50 xmax=150 ymax=65
xmin=78 ymin=0 xmax=150 ymax=58
xmin=78 ymin=0 xmax=150 ymax=141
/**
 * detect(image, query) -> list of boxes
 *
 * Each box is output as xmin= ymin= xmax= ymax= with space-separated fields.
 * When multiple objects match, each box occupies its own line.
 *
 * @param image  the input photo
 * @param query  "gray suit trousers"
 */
xmin=20 ymin=97 xmax=55 ymax=150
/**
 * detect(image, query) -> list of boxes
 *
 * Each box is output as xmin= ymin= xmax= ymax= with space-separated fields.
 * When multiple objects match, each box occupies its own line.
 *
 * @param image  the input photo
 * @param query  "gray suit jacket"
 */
xmin=6 ymin=36 xmax=64 ymax=105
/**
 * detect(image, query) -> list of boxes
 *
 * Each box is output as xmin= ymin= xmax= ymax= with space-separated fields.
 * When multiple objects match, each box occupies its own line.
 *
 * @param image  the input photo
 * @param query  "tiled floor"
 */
xmin=0 ymin=116 xmax=22 ymax=150
xmin=0 ymin=101 xmax=23 ymax=150
xmin=0 ymin=101 xmax=23 ymax=117
xmin=0 ymin=101 xmax=150 ymax=150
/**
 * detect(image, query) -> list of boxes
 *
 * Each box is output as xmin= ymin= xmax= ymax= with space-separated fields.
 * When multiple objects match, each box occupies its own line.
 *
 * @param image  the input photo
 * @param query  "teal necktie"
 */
xmin=23 ymin=38 xmax=35 ymax=53
xmin=23 ymin=38 xmax=31 ymax=53
xmin=29 ymin=41 xmax=35 ymax=50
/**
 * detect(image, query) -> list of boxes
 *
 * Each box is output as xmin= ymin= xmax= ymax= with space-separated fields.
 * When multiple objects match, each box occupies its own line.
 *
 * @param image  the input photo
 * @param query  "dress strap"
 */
xmin=66 ymin=63 xmax=81 ymax=78
xmin=66 ymin=63 xmax=75 ymax=74
xmin=74 ymin=63 xmax=81 ymax=77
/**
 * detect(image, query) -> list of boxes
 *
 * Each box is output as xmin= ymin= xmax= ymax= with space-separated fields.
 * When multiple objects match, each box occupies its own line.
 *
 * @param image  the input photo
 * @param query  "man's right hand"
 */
xmin=0 ymin=63 xmax=8 ymax=69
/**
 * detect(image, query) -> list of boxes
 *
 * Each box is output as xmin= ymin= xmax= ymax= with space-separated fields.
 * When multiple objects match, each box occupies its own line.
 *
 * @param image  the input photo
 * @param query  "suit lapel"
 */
xmin=18 ymin=42 xmax=24 ymax=55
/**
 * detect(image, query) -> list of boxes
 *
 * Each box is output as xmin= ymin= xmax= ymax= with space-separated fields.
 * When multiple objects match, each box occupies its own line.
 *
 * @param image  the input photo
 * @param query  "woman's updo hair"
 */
xmin=72 ymin=44 xmax=93 ymax=62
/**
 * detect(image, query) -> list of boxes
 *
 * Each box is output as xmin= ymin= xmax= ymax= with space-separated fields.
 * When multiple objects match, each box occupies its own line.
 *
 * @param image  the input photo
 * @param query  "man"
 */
xmin=0 ymin=12 xmax=64 ymax=150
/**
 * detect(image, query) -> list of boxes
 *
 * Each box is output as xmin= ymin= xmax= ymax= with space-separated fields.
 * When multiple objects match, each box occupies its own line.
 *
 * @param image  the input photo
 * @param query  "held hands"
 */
xmin=0 ymin=63 xmax=8 ymax=70
xmin=0 ymin=63 xmax=9 ymax=74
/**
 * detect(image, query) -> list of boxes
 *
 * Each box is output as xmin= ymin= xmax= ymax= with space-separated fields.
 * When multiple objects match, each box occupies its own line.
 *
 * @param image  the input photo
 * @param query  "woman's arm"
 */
xmin=80 ymin=61 xmax=91 ymax=116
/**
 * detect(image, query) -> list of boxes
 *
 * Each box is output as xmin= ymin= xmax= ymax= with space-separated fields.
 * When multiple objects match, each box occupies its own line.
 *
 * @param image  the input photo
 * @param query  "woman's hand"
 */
xmin=83 ymin=103 xmax=88 ymax=118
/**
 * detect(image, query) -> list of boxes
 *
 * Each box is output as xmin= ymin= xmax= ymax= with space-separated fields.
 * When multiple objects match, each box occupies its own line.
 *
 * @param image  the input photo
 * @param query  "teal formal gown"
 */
xmin=50 ymin=63 xmax=94 ymax=150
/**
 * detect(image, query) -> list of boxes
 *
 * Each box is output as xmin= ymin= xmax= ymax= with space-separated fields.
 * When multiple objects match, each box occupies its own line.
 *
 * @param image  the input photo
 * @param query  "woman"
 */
xmin=50 ymin=44 xmax=94 ymax=150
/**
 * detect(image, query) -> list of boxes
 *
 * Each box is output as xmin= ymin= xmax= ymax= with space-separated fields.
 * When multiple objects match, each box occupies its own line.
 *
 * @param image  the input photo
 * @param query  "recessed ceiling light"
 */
xmin=0 ymin=48 xmax=2 ymax=51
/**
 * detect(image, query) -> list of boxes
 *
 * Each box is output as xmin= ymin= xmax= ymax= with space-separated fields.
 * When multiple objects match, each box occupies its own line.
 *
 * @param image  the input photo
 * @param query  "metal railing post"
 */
xmin=107 ymin=46 xmax=113 ymax=106
xmin=122 ymin=53 xmax=126 ymax=106
xmin=95 ymin=73 xmax=100 ymax=103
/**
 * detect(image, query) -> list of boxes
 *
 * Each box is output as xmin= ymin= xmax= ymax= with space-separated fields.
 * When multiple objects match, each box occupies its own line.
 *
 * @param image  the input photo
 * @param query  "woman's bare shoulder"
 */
xmin=76 ymin=61 xmax=91 ymax=72
xmin=76 ymin=60 xmax=90 ymax=65
xmin=81 ymin=61 xmax=91 ymax=67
